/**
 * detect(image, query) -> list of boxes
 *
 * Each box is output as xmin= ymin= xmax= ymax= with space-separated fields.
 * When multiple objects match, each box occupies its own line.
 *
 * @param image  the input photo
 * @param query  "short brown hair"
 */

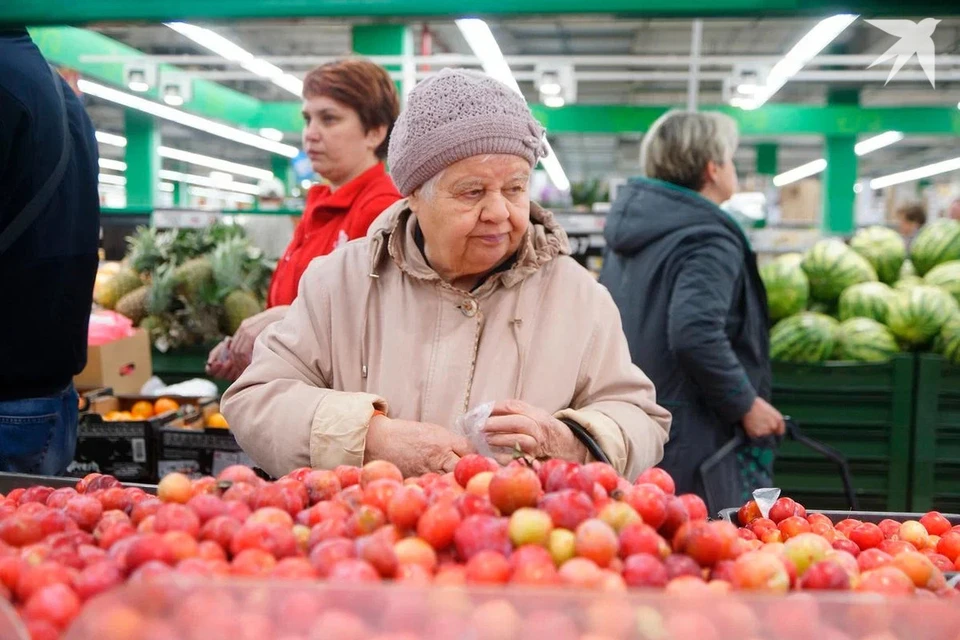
xmin=897 ymin=202 xmax=927 ymax=226
xmin=303 ymin=59 xmax=399 ymax=160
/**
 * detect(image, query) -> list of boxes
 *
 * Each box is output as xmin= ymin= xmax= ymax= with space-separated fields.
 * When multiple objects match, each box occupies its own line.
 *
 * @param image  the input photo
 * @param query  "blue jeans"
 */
xmin=0 ymin=384 xmax=79 ymax=476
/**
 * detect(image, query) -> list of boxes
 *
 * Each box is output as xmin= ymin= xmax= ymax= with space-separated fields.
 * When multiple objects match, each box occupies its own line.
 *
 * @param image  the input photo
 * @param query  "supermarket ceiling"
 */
xmin=23 ymin=13 xmax=960 ymax=183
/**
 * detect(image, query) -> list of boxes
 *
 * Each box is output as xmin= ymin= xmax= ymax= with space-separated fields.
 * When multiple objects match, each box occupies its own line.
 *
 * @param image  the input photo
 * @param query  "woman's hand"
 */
xmin=365 ymin=414 xmax=475 ymax=477
xmin=482 ymin=400 xmax=588 ymax=465
xmin=228 ymin=305 xmax=290 ymax=371
xmin=205 ymin=338 xmax=245 ymax=382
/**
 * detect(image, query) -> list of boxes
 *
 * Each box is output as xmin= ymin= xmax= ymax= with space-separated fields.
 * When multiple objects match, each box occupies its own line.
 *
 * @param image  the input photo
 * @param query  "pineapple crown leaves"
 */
xmin=125 ymin=226 xmax=166 ymax=274
xmin=146 ymin=263 xmax=177 ymax=316
xmin=210 ymin=236 xmax=264 ymax=301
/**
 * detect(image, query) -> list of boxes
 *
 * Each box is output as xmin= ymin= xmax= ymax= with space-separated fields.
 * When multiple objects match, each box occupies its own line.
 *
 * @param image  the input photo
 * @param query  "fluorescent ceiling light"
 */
xmin=870 ymin=155 xmax=960 ymax=190
xmin=455 ymin=18 xmax=570 ymax=192
xmin=855 ymin=131 xmax=904 ymax=156
xmin=159 ymin=169 xmax=260 ymax=195
xmin=165 ymin=22 xmax=303 ymax=97
xmin=539 ymin=82 xmax=561 ymax=96
xmin=99 ymin=173 xmax=127 ymax=186
xmin=736 ymin=84 xmax=759 ymax=95
xmin=158 ymin=182 xmax=175 ymax=193
xmin=773 ymin=159 xmax=828 ymax=187
xmin=79 ymin=79 xmax=298 ymax=158
xmin=98 ymin=158 xmax=128 ymax=172
xmin=742 ymin=14 xmax=857 ymax=110
xmin=95 ymin=131 xmax=127 ymax=147
xmin=543 ymin=96 xmax=565 ymax=108
xmin=158 ymin=146 xmax=274 ymax=181
xmin=163 ymin=93 xmax=184 ymax=107
xmin=188 ymin=186 xmax=255 ymax=203
xmin=258 ymin=128 xmax=284 ymax=142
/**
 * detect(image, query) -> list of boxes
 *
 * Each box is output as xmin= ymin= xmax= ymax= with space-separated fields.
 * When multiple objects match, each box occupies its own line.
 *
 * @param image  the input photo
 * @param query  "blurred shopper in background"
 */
xmin=0 ymin=28 xmax=100 ymax=474
xmin=895 ymin=201 xmax=927 ymax=248
xmin=208 ymin=58 xmax=401 ymax=381
xmin=948 ymin=198 xmax=960 ymax=222
xmin=599 ymin=110 xmax=783 ymax=511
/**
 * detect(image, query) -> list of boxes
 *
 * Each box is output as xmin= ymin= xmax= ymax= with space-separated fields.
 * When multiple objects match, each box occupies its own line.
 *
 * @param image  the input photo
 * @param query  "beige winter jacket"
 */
xmin=222 ymin=200 xmax=671 ymax=480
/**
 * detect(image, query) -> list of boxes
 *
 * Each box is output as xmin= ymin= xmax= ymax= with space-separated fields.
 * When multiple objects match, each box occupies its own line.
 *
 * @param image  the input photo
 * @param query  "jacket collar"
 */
xmin=307 ymin=162 xmax=389 ymax=211
xmin=367 ymin=199 xmax=569 ymax=293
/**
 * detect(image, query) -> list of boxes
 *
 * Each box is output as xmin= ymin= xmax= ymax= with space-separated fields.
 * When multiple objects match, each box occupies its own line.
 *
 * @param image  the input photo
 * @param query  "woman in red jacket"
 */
xmin=207 ymin=59 xmax=401 ymax=380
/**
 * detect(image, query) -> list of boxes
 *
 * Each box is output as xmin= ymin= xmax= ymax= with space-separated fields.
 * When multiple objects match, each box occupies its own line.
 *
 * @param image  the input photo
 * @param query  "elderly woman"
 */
xmin=222 ymin=69 xmax=671 ymax=480
xmin=599 ymin=110 xmax=783 ymax=511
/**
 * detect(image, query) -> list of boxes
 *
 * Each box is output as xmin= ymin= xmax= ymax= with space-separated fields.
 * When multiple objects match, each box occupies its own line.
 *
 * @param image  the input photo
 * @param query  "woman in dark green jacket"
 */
xmin=599 ymin=110 xmax=784 ymax=511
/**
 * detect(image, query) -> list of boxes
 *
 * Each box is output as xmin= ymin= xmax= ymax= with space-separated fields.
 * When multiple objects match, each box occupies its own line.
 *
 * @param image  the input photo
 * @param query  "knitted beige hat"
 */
xmin=387 ymin=68 xmax=548 ymax=196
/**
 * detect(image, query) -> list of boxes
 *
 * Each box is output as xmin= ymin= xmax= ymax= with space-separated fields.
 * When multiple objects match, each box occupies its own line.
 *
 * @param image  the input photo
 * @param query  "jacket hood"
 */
xmin=367 ymin=198 xmax=570 ymax=291
xmin=604 ymin=178 xmax=743 ymax=255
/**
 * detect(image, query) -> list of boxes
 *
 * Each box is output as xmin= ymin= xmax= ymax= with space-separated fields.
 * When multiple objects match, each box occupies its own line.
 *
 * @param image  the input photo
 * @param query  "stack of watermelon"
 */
xmin=763 ymin=219 xmax=960 ymax=365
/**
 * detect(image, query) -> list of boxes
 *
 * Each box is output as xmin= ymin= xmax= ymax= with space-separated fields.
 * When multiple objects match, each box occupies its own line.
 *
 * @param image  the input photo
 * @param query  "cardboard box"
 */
xmin=75 ymin=329 xmax=152 ymax=395
xmin=157 ymin=427 xmax=253 ymax=479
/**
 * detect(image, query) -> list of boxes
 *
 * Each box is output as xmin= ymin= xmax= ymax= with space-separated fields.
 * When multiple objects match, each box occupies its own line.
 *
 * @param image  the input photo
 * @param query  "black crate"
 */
xmin=157 ymin=427 xmax=253 ymax=479
xmin=68 ymin=418 xmax=159 ymax=483
xmin=718 ymin=508 xmax=960 ymax=526
xmin=0 ymin=472 xmax=155 ymax=494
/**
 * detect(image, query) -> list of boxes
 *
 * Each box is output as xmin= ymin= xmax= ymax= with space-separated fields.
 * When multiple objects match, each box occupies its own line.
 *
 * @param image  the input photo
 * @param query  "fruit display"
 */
xmin=763 ymin=226 xmax=960 ymax=364
xmin=909 ymin=219 xmax=960 ymax=277
xmin=94 ymin=224 xmax=274 ymax=352
xmin=0 ymin=461 xmax=957 ymax=639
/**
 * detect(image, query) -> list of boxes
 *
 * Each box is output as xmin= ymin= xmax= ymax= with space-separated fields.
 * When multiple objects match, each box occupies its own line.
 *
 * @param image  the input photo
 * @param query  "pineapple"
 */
xmin=125 ymin=226 xmax=165 ymax=274
xmin=211 ymin=237 xmax=263 ymax=334
xmin=146 ymin=265 xmax=177 ymax=317
xmin=94 ymin=267 xmax=142 ymax=309
xmin=172 ymin=257 xmax=214 ymax=302
xmin=115 ymin=286 xmax=149 ymax=324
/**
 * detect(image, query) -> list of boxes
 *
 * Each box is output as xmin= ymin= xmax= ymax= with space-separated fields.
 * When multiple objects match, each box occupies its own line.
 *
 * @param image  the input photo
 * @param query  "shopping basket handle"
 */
xmin=783 ymin=416 xmax=859 ymax=511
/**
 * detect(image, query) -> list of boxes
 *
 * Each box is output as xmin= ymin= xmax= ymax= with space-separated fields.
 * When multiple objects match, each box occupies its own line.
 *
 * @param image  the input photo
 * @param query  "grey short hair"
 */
xmin=639 ymin=110 xmax=739 ymax=191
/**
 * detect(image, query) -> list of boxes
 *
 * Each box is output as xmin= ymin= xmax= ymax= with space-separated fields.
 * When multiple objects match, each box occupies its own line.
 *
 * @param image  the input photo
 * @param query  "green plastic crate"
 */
xmin=911 ymin=354 xmax=960 ymax=512
xmin=771 ymin=355 xmax=915 ymax=511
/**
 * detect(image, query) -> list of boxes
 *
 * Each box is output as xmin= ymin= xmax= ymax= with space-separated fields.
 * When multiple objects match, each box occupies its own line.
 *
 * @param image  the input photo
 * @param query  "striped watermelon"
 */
xmin=770 ymin=312 xmax=839 ymax=363
xmin=886 ymin=285 xmax=960 ymax=347
xmin=895 ymin=275 xmax=923 ymax=292
xmin=909 ymin=219 xmax=960 ymax=276
xmin=850 ymin=226 xmax=906 ymax=284
xmin=834 ymin=318 xmax=900 ymax=362
xmin=838 ymin=282 xmax=896 ymax=323
xmin=935 ymin=317 xmax=960 ymax=365
xmin=802 ymin=239 xmax=878 ymax=304
xmin=900 ymin=259 xmax=917 ymax=279
xmin=760 ymin=254 xmax=810 ymax=321
xmin=923 ymin=260 xmax=960 ymax=305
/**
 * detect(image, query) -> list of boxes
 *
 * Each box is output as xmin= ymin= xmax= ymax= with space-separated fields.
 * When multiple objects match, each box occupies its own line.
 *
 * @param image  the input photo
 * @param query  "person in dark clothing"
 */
xmin=0 ymin=29 xmax=101 ymax=474
xmin=599 ymin=110 xmax=784 ymax=512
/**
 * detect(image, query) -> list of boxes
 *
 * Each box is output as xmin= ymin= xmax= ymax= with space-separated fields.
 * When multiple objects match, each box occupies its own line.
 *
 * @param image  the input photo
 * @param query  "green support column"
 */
xmin=756 ymin=143 xmax=778 ymax=176
xmin=271 ymin=155 xmax=292 ymax=192
xmin=352 ymin=24 xmax=412 ymax=103
xmin=822 ymin=88 xmax=859 ymax=236
xmin=172 ymin=181 xmax=184 ymax=206
xmin=124 ymin=110 xmax=158 ymax=210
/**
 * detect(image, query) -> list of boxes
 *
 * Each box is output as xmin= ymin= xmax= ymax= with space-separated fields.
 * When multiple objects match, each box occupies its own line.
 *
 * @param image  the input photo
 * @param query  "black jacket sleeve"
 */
xmin=667 ymin=235 xmax=757 ymax=424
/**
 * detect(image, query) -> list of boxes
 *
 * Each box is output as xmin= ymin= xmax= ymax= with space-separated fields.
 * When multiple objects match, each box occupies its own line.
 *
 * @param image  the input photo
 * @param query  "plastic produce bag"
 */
xmin=87 ymin=311 xmax=136 ymax=346
xmin=752 ymin=487 xmax=781 ymax=519
xmin=139 ymin=377 xmax=219 ymax=398
xmin=454 ymin=401 xmax=497 ymax=458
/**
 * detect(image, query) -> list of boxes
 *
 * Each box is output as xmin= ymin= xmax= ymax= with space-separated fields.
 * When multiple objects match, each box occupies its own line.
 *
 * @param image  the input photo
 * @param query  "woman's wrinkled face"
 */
xmin=409 ymin=154 xmax=531 ymax=285
xmin=301 ymin=95 xmax=385 ymax=187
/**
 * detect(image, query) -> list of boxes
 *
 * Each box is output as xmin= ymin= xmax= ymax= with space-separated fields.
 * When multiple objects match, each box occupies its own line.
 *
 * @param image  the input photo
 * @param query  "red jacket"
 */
xmin=267 ymin=163 xmax=401 ymax=307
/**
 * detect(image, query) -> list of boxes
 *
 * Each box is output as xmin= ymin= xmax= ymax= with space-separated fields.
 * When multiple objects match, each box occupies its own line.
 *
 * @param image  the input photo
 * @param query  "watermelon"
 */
xmin=801 ymin=239 xmax=878 ymax=304
xmin=770 ymin=312 xmax=839 ymax=364
xmin=923 ymin=260 xmax=960 ymax=305
xmin=837 ymin=282 xmax=896 ymax=323
xmin=760 ymin=254 xmax=810 ymax=321
xmin=833 ymin=317 xmax=900 ymax=362
xmin=886 ymin=285 xmax=960 ymax=347
xmin=936 ymin=317 xmax=960 ymax=365
xmin=909 ymin=218 xmax=960 ymax=276
xmin=850 ymin=226 xmax=906 ymax=284
xmin=900 ymin=259 xmax=916 ymax=279
xmin=895 ymin=275 xmax=923 ymax=292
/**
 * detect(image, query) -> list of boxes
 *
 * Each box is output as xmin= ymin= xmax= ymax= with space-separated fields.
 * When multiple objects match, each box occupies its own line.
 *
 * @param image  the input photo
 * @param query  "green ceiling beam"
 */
xmin=256 ymin=102 xmax=960 ymax=136
xmin=5 ymin=0 xmax=960 ymax=23
xmin=29 ymin=26 xmax=261 ymax=130
xmin=529 ymin=104 xmax=960 ymax=136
